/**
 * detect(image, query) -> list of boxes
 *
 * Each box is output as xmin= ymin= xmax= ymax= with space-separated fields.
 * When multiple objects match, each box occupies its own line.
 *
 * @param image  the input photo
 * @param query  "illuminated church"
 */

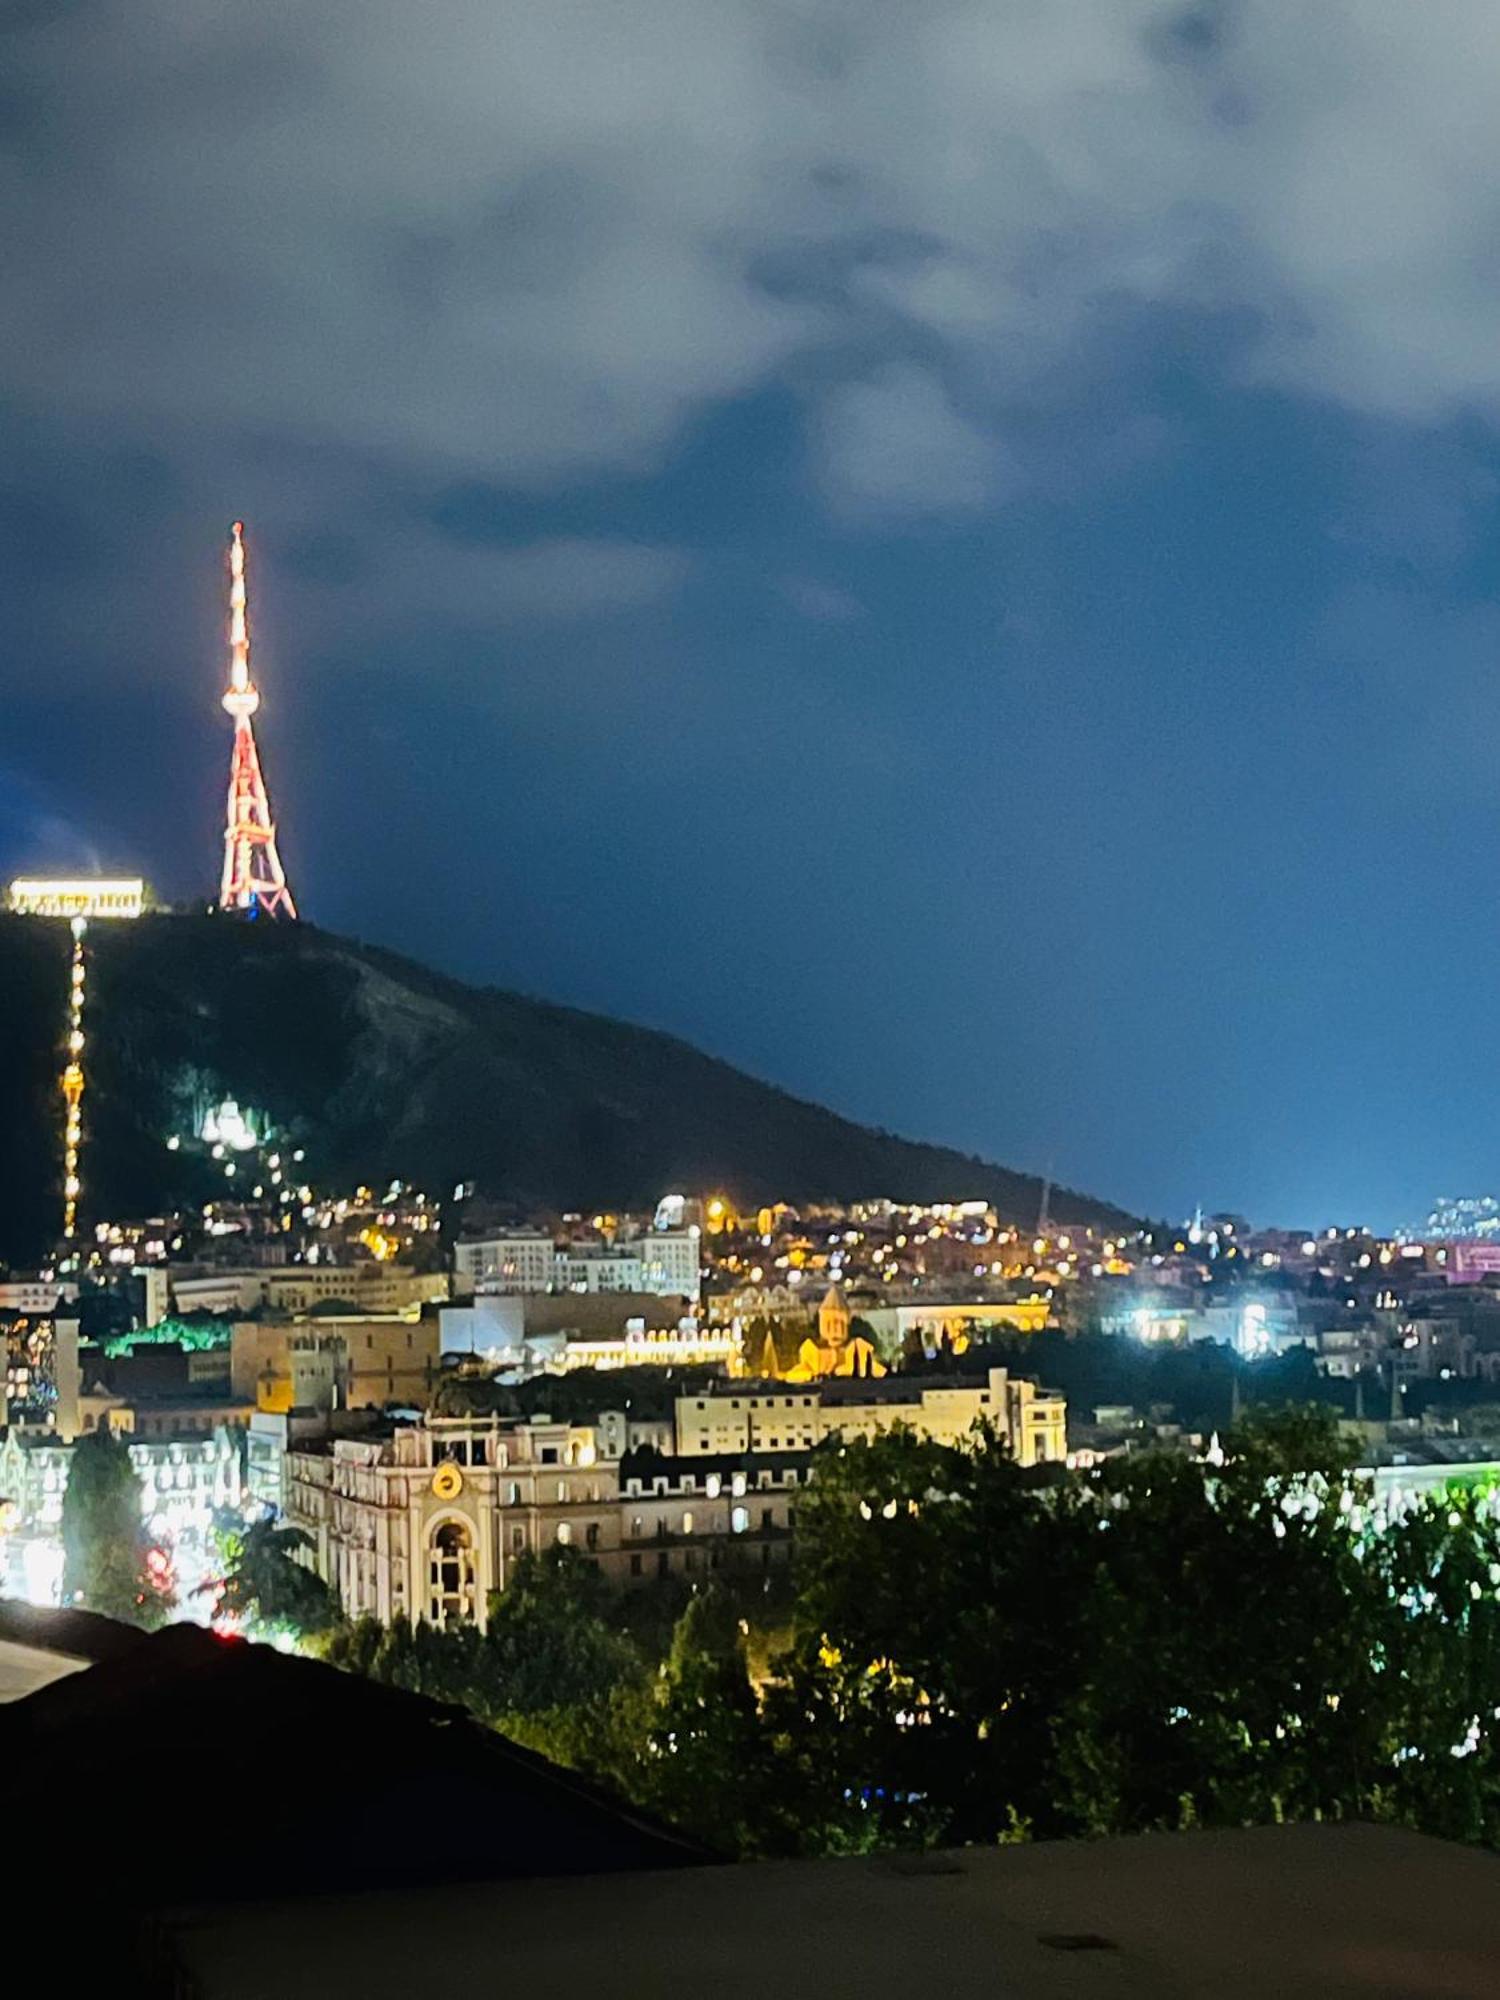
xmin=740 ymin=1284 xmax=886 ymax=1382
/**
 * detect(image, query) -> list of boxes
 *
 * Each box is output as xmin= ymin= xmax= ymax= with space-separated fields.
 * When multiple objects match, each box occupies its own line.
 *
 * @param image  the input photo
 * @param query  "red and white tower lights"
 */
xmin=219 ymin=521 xmax=297 ymax=918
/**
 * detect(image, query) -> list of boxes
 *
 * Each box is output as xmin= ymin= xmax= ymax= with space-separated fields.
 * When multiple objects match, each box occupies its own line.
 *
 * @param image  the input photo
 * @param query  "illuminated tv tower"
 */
xmin=219 ymin=521 xmax=297 ymax=918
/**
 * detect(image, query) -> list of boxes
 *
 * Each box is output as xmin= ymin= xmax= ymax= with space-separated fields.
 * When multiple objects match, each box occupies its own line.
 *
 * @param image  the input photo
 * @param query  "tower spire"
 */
xmin=219 ymin=521 xmax=297 ymax=919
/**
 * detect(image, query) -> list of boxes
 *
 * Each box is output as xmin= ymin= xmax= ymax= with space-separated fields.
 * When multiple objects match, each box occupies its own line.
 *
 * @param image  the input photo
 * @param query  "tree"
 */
xmin=483 ymin=1547 xmax=641 ymax=1715
xmin=320 ymin=1610 xmax=487 ymax=1709
xmin=206 ymin=1515 xmax=338 ymax=1640
xmin=60 ymin=1428 xmax=173 ymax=1627
xmin=317 ymin=1407 xmax=1500 ymax=1863
xmin=762 ymin=1408 xmax=1395 ymax=1849
xmin=636 ymin=1584 xmax=792 ymax=1848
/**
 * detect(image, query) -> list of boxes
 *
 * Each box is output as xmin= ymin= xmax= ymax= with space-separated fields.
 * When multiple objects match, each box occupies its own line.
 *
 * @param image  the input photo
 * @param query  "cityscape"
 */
xmin=12 ymin=5 xmax=1500 ymax=1994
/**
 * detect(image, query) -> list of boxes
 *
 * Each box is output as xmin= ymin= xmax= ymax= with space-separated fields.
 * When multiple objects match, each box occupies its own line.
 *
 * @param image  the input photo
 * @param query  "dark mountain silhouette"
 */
xmin=0 ymin=915 xmax=1133 ymax=1264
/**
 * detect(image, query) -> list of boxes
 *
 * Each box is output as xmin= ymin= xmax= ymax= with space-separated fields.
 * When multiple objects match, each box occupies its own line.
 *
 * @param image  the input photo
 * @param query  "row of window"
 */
xmin=692 ymin=1396 xmax=818 ymax=1410
xmin=628 ymin=1544 xmax=780 ymax=1578
xmin=623 ymin=1466 xmax=797 ymax=1496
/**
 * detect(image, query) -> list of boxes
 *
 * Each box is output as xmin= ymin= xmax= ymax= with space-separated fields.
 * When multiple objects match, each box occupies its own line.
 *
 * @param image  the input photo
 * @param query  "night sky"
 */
xmin=5 ymin=3 xmax=1500 ymax=1232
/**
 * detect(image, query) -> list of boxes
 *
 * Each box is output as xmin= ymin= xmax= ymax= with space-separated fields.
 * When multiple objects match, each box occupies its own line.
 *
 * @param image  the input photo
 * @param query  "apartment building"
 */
xmin=674 ymin=1366 xmax=1066 ymax=1465
xmin=172 ymin=1264 xmax=449 ymax=1318
xmin=455 ymin=1228 xmax=701 ymax=1302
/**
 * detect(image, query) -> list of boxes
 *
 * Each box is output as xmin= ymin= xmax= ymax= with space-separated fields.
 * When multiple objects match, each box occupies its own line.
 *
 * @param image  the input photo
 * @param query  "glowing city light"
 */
xmin=8 ymin=877 xmax=145 ymax=919
xmin=60 ymin=918 xmax=88 ymax=1240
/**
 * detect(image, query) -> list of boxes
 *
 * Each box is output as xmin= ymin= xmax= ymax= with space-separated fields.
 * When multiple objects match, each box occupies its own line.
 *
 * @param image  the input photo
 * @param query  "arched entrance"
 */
xmin=428 ymin=1517 xmax=477 ymax=1626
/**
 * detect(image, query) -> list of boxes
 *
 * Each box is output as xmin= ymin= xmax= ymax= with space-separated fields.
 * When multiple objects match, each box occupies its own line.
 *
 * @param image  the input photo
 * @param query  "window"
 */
xmin=585 ymin=1522 xmax=599 ymax=1551
xmin=510 ymin=1526 xmax=525 ymax=1551
xmin=762 ymin=1507 xmax=775 ymax=1529
xmin=556 ymin=1522 xmax=572 ymax=1546
xmin=630 ymin=1553 xmax=642 ymax=1576
xmin=731 ymin=1505 xmax=749 ymax=1534
xmin=508 ymin=1481 xmax=521 ymax=1506
xmin=705 ymin=1473 xmax=721 ymax=1499
xmin=681 ymin=1511 xmax=694 ymax=1535
xmin=657 ymin=1549 xmax=670 ymax=1576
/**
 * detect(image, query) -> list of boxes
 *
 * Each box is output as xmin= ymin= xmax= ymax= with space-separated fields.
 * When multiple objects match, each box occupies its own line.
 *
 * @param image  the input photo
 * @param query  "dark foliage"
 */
xmin=59 ymin=1427 xmax=173 ymax=1628
xmin=323 ymin=1410 xmax=1500 ymax=1860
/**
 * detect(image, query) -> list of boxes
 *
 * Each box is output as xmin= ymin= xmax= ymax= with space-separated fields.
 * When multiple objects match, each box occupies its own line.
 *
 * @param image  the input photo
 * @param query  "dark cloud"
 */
xmin=8 ymin=4 xmax=1500 ymax=1226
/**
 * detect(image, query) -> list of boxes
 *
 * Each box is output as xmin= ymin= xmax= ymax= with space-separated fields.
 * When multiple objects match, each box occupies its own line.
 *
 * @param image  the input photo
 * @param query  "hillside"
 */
xmin=0 ymin=915 xmax=1134 ymax=1264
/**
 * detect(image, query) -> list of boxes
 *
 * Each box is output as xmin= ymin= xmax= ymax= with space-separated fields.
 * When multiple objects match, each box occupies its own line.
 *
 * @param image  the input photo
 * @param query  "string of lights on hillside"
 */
xmin=60 ymin=915 xmax=87 ymax=1245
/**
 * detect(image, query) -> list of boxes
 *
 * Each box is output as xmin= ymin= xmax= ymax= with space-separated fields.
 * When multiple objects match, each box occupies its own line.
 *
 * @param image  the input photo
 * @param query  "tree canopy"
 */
xmin=760 ymin=1407 xmax=1500 ymax=1851
xmin=60 ymin=1428 xmax=174 ymax=1628
xmin=322 ymin=1407 xmax=1500 ymax=1860
xmin=205 ymin=1515 xmax=338 ymax=1640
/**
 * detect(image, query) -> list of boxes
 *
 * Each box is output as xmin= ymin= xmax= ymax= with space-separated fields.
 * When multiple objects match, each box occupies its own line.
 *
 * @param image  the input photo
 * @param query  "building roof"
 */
xmin=0 ymin=1599 xmax=149 ymax=1702
xmin=2 ymin=1620 xmax=714 ymax=1907
xmin=621 ymin=1445 xmax=816 ymax=1481
xmin=154 ymin=1822 xmax=1500 ymax=1999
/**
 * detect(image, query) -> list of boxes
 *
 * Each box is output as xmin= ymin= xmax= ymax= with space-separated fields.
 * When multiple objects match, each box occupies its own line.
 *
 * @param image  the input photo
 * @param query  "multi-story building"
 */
xmin=0 ymin=1425 xmax=244 ymax=1541
xmin=172 ymin=1264 xmax=448 ymax=1318
xmin=231 ymin=1312 xmax=442 ymax=1412
xmin=282 ymin=1415 xmax=801 ymax=1628
xmin=616 ymin=1448 xmax=800 ymax=1586
xmin=453 ymin=1230 xmax=555 ymax=1294
xmin=0 ymin=1278 xmax=77 ymax=1315
xmin=455 ymin=1228 xmax=701 ymax=1303
xmin=286 ymin=1416 xmax=619 ymax=1629
xmin=673 ymin=1366 xmax=1066 ymax=1466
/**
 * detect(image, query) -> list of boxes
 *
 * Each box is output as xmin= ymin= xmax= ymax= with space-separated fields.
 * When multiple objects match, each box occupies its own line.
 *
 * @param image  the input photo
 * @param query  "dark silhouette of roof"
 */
xmin=3 ymin=1617 xmax=715 ymax=1906
xmin=0 ymin=1596 xmax=149 ymax=1665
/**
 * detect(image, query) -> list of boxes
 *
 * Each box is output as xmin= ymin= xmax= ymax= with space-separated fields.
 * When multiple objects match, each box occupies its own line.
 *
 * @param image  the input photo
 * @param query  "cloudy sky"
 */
xmin=6 ymin=0 xmax=1500 ymax=1228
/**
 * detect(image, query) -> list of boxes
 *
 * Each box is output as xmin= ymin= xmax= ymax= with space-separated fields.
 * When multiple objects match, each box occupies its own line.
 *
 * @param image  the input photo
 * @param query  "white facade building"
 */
xmin=172 ymin=1264 xmax=448 ymax=1318
xmin=455 ymin=1227 xmax=700 ymax=1302
xmin=453 ymin=1231 xmax=555 ymax=1293
xmin=0 ymin=1279 xmax=78 ymax=1314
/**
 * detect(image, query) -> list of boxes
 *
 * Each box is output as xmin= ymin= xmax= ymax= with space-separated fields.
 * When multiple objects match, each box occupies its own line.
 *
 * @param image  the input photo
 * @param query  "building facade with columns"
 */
xmin=284 ymin=1415 xmax=804 ymax=1630
xmin=286 ymin=1415 xmax=614 ymax=1630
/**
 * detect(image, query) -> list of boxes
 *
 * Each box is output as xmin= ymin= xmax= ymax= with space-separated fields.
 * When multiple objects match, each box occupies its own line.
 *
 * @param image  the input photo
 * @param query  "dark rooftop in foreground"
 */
xmin=1 ymin=1606 xmax=713 ymax=1907
xmin=11 ymin=1603 xmax=1500 ymax=1997
xmin=162 ymin=1821 xmax=1500 ymax=1999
